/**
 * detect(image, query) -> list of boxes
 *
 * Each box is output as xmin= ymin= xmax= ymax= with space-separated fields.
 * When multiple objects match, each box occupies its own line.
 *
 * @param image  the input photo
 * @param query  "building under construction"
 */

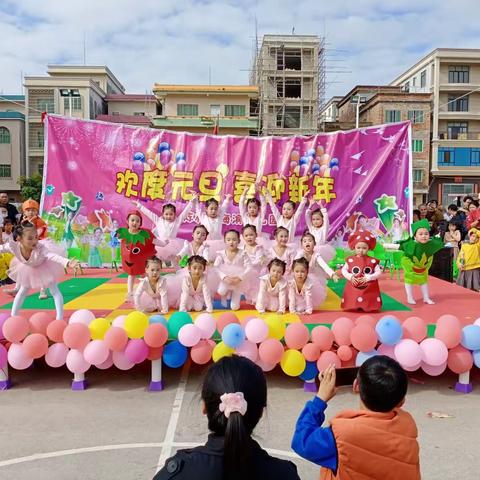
xmin=250 ymin=34 xmax=325 ymax=136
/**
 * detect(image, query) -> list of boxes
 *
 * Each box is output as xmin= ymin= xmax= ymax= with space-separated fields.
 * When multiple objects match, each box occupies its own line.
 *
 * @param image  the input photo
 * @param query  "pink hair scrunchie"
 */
xmin=219 ymin=392 xmax=248 ymax=418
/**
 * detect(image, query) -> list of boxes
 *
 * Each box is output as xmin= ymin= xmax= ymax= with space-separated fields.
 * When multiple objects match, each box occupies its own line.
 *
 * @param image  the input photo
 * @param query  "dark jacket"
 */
xmin=153 ymin=434 xmax=300 ymax=480
xmin=3 ymin=202 xmax=18 ymax=224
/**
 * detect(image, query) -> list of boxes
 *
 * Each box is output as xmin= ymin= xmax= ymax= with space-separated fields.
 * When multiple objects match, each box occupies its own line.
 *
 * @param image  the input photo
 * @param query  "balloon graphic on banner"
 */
xmin=158 ymin=142 xmax=170 ymax=153
xmin=133 ymin=152 xmax=145 ymax=163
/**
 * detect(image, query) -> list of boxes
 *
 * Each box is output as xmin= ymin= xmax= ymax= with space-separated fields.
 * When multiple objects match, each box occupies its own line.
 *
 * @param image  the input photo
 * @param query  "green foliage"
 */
xmin=18 ymin=174 xmax=43 ymax=202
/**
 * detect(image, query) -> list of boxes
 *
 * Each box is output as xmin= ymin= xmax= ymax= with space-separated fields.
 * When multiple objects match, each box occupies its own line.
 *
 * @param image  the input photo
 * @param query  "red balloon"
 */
xmin=350 ymin=324 xmax=378 ymax=352
xmin=2 ymin=316 xmax=29 ymax=343
xmin=435 ymin=314 xmax=461 ymax=349
xmin=46 ymin=320 xmax=67 ymax=343
xmin=285 ymin=323 xmax=310 ymax=350
xmin=29 ymin=312 xmax=53 ymax=335
xmin=217 ymin=312 xmax=239 ymax=334
xmin=317 ymin=351 xmax=341 ymax=372
xmin=258 ymin=338 xmax=284 ymax=365
xmin=190 ymin=339 xmax=214 ymax=365
xmin=63 ymin=323 xmax=91 ymax=350
xmin=302 ymin=343 xmax=321 ymax=362
xmin=144 ymin=324 xmax=168 ymax=348
xmin=22 ymin=333 xmax=49 ymax=359
xmin=402 ymin=316 xmax=427 ymax=343
xmin=355 ymin=314 xmax=377 ymax=327
xmin=311 ymin=326 xmax=334 ymax=351
xmin=337 ymin=345 xmax=353 ymax=362
xmin=147 ymin=346 xmax=164 ymax=361
xmin=332 ymin=317 xmax=355 ymax=346
xmin=447 ymin=345 xmax=473 ymax=374
xmin=104 ymin=327 xmax=128 ymax=352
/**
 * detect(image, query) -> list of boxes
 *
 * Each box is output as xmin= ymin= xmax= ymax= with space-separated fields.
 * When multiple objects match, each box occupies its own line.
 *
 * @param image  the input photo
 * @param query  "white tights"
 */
xmin=12 ymin=283 xmax=64 ymax=320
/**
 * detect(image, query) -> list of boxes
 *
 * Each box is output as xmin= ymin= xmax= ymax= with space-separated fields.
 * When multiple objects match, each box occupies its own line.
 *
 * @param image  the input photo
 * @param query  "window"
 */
xmin=0 ymin=127 xmax=10 ymax=144
xmin=63 ymin=96 xmax=82 ymax=110
xmin=404 ymin=82 xmax=410 ymax=92
xmin=442 ymin=182 xmax=474 ymax=208
xmin=112 ymin=111 xmax=120 ymax=115
xmin=210 ymin=105 xmax=221 ymax=117
xmin=385 ymin=110 xmax=401 ymax=123
xmin=282 ymin=106 xmax=301 ymax=128
xmin=408 ymin=110 xmax=424 ymax=123
xmin=447 ymin=122 xmax=468 ymax=139
xmin=420 ymin=70 xmax=427 ymax=87
xmin=449 ymin=65 xmax=469 ymax=83
xmin=412 ymin=139 xmax=424 ymax=153
xmin=471 ymin=149 xmax=480 ymax=166
xmin=413 ymin=169 xmax=423 ymax=182
xmin=37 ymin=98 xmax=54 ymax=113
xmin=133 ymin=112 xmax=145 ymax=116
xmin=412 ymin=77 xmax=416 ymax=87
xmin=177 ymin=104 xmax=198 ymax=116
xmin=448 ymin=95 xmax=469 ymax=112
xmin=36 ymin=130 xmax=44 ymax=148
xmin=225 ymin=105 xmax=246 ymax=116
xmin=38 ymin=163 xmax=44 ymax=175
xmin=0 ymin=165 xmax=11 ymax=177
xmin=438 ymin=147 xmax=454 ymax=165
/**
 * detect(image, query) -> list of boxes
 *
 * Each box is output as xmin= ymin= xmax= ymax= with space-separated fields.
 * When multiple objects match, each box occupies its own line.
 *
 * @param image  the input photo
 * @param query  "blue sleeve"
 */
xmin=291 ymin=397 xmax=338 ymax=471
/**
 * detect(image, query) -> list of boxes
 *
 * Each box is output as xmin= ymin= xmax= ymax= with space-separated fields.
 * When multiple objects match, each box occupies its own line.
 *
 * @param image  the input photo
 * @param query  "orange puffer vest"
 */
xmin=320 ymin=408 xmax=420 ymax=480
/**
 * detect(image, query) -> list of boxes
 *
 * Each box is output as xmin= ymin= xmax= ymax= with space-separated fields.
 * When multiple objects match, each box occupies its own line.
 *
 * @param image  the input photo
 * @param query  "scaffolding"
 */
xmin=250 ymin=34 xmax=325 ymax=136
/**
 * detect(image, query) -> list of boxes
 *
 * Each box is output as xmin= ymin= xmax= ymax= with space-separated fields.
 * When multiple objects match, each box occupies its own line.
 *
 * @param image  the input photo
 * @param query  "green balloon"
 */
xmin=168 ymin=311 xmax=193 ymax=339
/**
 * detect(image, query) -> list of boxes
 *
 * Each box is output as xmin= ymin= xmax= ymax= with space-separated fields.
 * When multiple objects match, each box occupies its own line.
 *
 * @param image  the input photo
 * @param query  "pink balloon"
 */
xmin=245 ymin=318 xmax=269 ymax=344
xmin=96 ymin=352 xmax=114 ymax=370
xmin=113 ymin=350 xmax=135 ymax=370
xmin=112 ymin=315 xmax=127 ymax=328
xmin=402 ymin=317 xmax=427 ymax=343
xmin=447 ymin=345 xmax=473 ymax=374
xmin=355 ymin=314 xmax=377 ymax=327
xmin=337 ymin=345 xmax=353 ymax=362
xmin=144 ymin=324 xmax=168 ymax=348
xmin=217 ymin=312 xmax=239 ymax=334
xmin=256 ymin=359 xmax=276 ymax=372
xmin=239 ymin=315 xmax=256 ymax=326
xmin=332 ymin=317 xmax=355 ymax=346
xmin=394 ymin=339 xmax=422 ymax=369
xmin=22 ymin=333 xmax=49 ymax=359
xmin=178 ymin=324 xmax=202 ymax=347
xmin=474 ymin=317 xmax=480 ymax=327
xmin=285 ymin=323 xmax=310 ymax=350
xmin=258 ymin=338 xmax=284 ymax=365
xmin=69 ymin=309 xmax=95 ymax=325
xmin=124 ymin=339 xmax=149 ymax=364
xmin=46 ymin=320 xmax=68 ymax=343
xmin=377 ymin=344 xmax=396 ymax=359
xmin=8 ymin=343 xmax=33 ymax=370
xmin=63 ymin=323 xmax=91 ymax=350
xmin=28 ymin=312 xmax=53 ymax=335
xmin=317 ymin=351 xmax=341 ymax=372
xmin=236 ymin=340 xmax=258 ymax=362
xmin=421 ymin=361 xmax=447 ymax=376
xmin=420 ymin=338 xmax=448 ymax=366
xmin=83 ymin=340 xmax=110 ymax=366
xmin=194 ymin=313 xmax=217 ymax=339
xmin=190 ymin=339 xmax=214 ymax=365
xmin=434 ymin=314 xmax=461 ymax=349
xmin=45 ymin=343 xmax=69 ymax=368
xmin=0 ymin=312 xmax=10 ymax=340
xmin=104 ymin=326 xmax=128 ymax=352
xmin=311 ymin=325 xmax=334 ymax=351
xmin=302 ymin=342 xmax=321 ymax=362
xmin=350 ymin=324 xmax=378 ymax=352
xmin=66 ymin=349 xmax=91 ymax=374
xmin=2 ymin=316 xmax=29 ymax=343
xmin=403 ymin=360 xmax=421 ymax=372
xmin=0 ymin=343 xmax=7 ymax=369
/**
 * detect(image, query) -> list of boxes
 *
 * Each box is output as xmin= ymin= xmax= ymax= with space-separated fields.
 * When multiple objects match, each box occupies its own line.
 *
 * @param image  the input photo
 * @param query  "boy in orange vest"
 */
xmin=292 ymin=356 xmax=420 ymax=480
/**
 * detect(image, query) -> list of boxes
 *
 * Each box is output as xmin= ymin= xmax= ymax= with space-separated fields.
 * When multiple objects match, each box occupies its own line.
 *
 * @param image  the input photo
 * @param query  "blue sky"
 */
xmin=1 ymin=0 xmax=479 ymax=102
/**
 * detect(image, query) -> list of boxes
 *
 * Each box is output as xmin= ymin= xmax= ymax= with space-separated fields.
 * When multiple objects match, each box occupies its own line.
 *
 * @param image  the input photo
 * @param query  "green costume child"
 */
xmin=385 ymin=219 xmax=443 ymax=305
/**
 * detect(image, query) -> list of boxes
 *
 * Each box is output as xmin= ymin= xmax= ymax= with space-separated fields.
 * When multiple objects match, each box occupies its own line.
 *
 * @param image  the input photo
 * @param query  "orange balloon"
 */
xmin=46 ymin=320 xmax=67 ymax=343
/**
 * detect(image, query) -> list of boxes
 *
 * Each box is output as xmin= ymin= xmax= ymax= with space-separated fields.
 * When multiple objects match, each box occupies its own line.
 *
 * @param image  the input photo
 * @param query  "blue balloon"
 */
xmin=222 ymin=323 xmax=245 ymax=349
xmin=300 ymin=361 xmax=319 ymax=381
xmin=375 ymin=316 xmax=403 ymax=345
xmin=355 ymin=350 xmax=378 ymax=367
xmin=176 ymin=152 xmax=185 ymax=162
xmin=307 ymin=148 xmax=316 ymax=157
xmin=299 ymin=156 xmax=309 ymax=166
xmin=163 ymin=340 xmax=188 ymax=368
xmin=133 ymin=151 xmax=146 ymax=162
xmin=312 ymin=164 xmax=320 ymax=172
xmin=473 ymin=349 xmax=480 ymax=369
xmin=149 ymin=314 xmax=168 ymax=327
xmin=329 ymin=158 xmax=339 ymax=167
xmin=158 ymin=142 xmax=170 ymax=153
xmin=461 ymin=325 xmax=480 ymax=351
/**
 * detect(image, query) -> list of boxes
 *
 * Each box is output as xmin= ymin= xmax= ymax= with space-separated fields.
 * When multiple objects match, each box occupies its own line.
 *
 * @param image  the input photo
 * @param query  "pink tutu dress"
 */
xmin=255 ymin=274 xmax=288 ymax=314
xmin=242 ymin=244 xmax=267 ymax=304
xmin=265 ymin=246 xmax=295 ymax=276
xmin=178 ymin=240 xmax=211 ymax=263
xmin=137 ymin=200 xmax=194 ymax=261
xmin=305 ymin=205 xmax=335 ymax=263
xmin=239 ymin=190 xmax=267 ymax=237
xmin=288 ymin=277 xmax=314 ymax=314
xmin=133 ymin=276 xmax=169 ymax=313
xmin=178 ymin=273 xmax=213 ymax=313
xmin=1 ymin=241 xmax=68 ymax=290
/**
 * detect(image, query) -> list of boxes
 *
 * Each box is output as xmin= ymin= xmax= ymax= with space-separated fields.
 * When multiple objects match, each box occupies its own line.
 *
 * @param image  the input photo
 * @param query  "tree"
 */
xmin=18 ymin=174 xmax=43 ymax=202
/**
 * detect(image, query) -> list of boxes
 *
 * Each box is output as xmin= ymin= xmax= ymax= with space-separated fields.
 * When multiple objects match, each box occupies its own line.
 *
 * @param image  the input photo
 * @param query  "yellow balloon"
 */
xmin=124 ymin=311 xmax=149 ymax=339
xmin=212 ymin=341 xmax=234 ymax=362
xmin=265 ymin=314 xmax=286 ymax=340
xmin=88 ymin=318 xmax=110 ymax=340
xmin=216 ymin=163 xmax=229 ymax=178
xmin=280 ymin=349 xmax=306 ymax=377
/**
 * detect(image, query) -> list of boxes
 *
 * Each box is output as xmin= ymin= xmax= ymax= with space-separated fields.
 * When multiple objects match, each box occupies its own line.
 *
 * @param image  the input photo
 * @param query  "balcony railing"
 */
xmin=439 ymin=131 xmax=480 ymax=140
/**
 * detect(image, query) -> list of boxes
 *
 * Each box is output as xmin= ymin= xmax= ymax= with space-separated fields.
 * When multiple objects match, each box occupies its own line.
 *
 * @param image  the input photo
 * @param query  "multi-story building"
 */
xmin=251 ymin=34 xmax=324 ymax=136
xmin=151 ymin=85 xmax=259 ymax=135
xmin=319 ymin=96 xmax=343 ymax=128
xmin=0 ymin=95 xmax=26 ymax=198
xmin=24 ymin=65 xmax=125 ymax=176
xmin=96 ymin=94 xmax=157 ymax=128
xmin=391 ymin=48 xmax=480 ymax=205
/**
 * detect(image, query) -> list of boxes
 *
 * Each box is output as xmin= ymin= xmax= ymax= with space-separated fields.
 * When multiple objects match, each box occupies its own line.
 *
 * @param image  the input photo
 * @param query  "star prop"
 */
xmin=373 ymin=194 xmax=398 ymax=214
xmin=61 ymin=191 xmax=82 ymax=212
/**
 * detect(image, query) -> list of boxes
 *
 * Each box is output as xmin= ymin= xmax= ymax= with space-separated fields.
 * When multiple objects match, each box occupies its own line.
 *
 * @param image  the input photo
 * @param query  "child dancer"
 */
xmin=133 ymin=195 xmax=196 ymax=261
xmin=213 ymin=230 xmax=252 ymax=310
xmin=456 ymin=228 xmax=480 ymax=291
xmin=0 ymin=222 xmax=79 ymax=319
xmin=179 ymin=255 xmax=213 ymax=313
xmin=444 ymin=221 xmax=461 ymax=260
xmin=108 ymin=219 xmax=120 ymax=264
xmin=134 ymin=256 xmax=169 ymax=313
xmin=88 ymin=227 xmax=104 ymax=268
xmin=2 ymin=219 xmax=14 ymax=243
xmin=266 ymin=192 xmax=308 ymax=243
xmin=288 ymin=257 xmax=313 ymax=315
xmin=241 ymin=224 xmax=267 ymax=304
xmin=177 ymin=225 xmax=211 ymax=265
xmin=266 ymin=227 xmax=295 ymax=275
xmin=256 ymin=258 xmax=288 ymax=314
xmin=305 ymin=198 xmax=335 ymax=263
xmin=117 ymin=210 xmax=156 ymax=301
xmin=239 ymin=185 xmax=266 ymax=238
xmin=385 ymin=219 xmax=444 ymax=305
xmin=342 ymin=229 xmax=383 ymax=312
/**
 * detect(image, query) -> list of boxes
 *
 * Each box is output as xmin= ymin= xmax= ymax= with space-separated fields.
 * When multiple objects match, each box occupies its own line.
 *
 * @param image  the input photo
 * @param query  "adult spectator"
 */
xmin=418 ymin=204 xmax=428 ymax=219
xmin=0 ymin=192 xmax=18 ymax=224
xmin=460 ymin=195 xmax=474 ymax=214
xmin=466 ymin=201 xmax=480 ymax=230
xmin=426 ymin=199 xmax=444 ymax=235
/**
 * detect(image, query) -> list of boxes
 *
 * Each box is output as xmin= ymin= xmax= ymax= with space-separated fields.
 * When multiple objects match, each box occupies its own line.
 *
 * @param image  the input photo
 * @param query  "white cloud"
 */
xmin=1 ymin=0 xmax=480 ymax=101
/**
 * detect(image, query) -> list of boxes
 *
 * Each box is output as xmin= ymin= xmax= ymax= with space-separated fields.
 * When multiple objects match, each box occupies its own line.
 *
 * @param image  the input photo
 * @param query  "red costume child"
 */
xmin=341 ymin=229 xmax=383 ymax=312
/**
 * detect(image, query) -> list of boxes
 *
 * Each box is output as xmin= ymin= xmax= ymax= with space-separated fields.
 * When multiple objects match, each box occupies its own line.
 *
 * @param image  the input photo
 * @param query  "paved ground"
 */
xmin=1 ymin=362 xmax=480 ymax=480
